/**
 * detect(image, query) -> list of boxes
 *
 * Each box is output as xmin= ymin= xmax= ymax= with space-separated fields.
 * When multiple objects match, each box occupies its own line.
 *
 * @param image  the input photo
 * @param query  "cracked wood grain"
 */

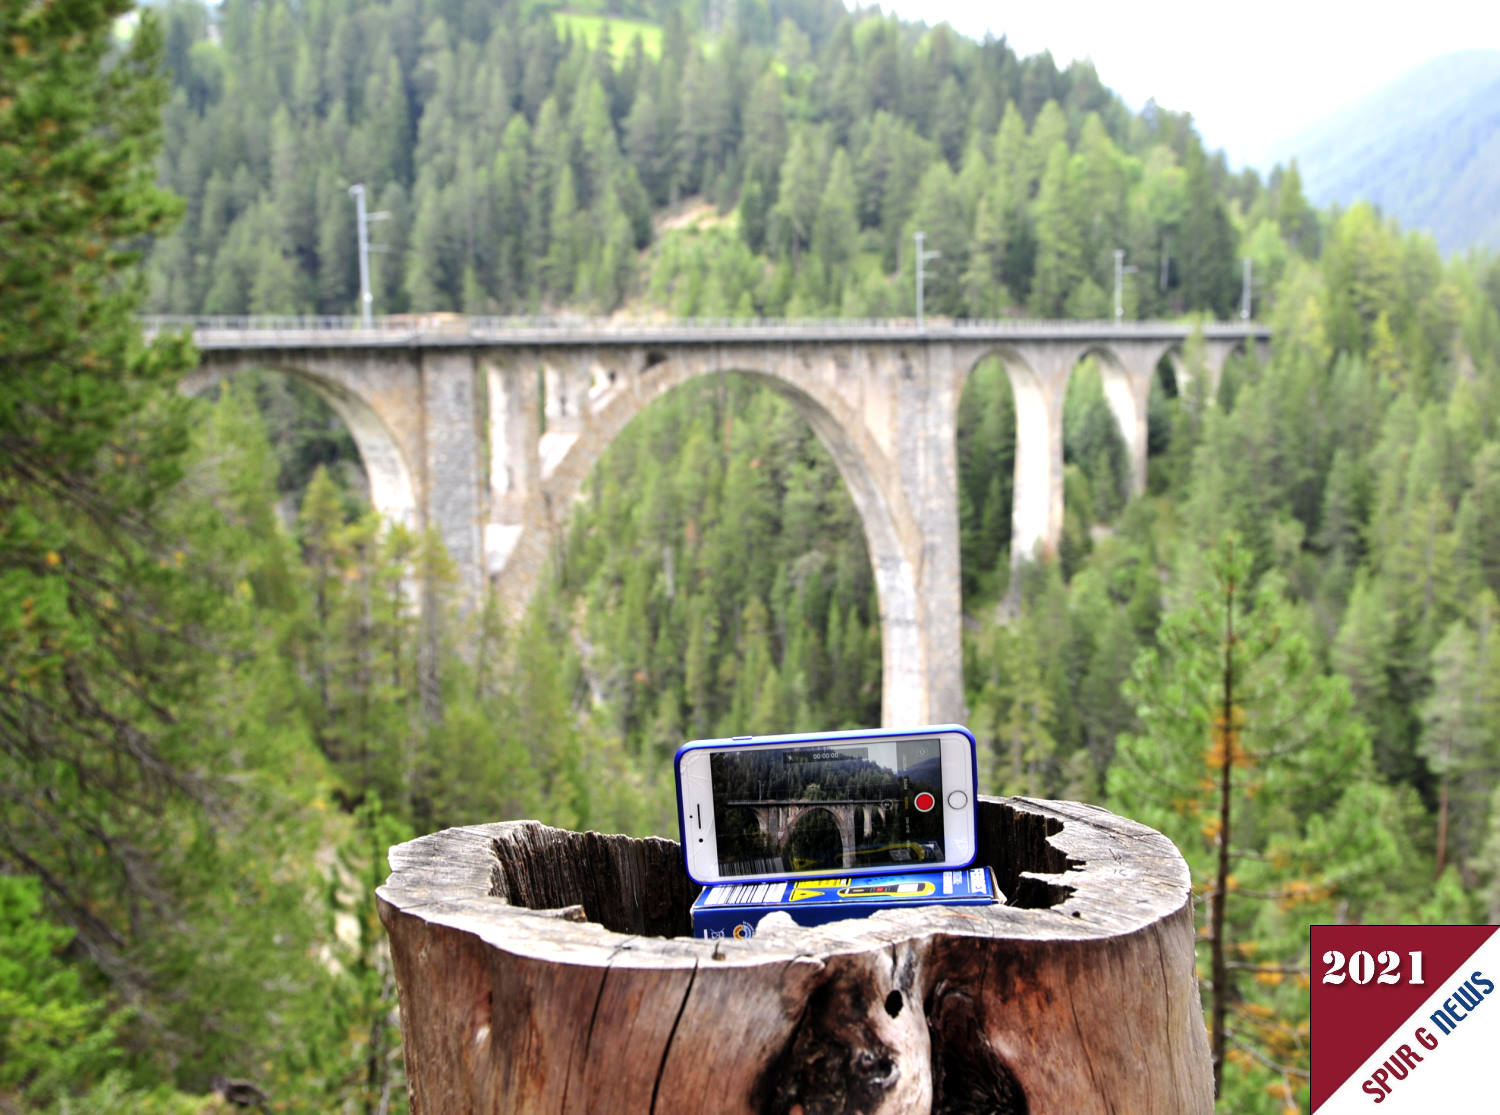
xmin=377 ymin=796 xmax=1213 ymax=1114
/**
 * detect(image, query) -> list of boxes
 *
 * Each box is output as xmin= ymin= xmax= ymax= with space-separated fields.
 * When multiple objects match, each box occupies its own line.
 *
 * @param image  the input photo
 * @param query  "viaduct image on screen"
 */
xmin=710 ymin=738 xmax=945 ymax=876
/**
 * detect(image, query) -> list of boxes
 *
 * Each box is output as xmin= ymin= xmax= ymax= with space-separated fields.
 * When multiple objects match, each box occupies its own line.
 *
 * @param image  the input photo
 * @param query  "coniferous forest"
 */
xmin=4 ymin=0 xmax=1500 ymax=1110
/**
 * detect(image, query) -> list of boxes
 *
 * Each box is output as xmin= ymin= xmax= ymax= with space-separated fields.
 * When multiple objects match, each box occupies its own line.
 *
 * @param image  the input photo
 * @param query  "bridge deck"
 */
xmin=144 ymin=315 xmax=1272 ymax=350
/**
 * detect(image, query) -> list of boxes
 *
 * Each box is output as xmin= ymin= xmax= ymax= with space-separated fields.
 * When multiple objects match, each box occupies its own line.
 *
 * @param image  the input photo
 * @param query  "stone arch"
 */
xmin=526 ymin=351 xmax=926 ymax=727
xmin=782 ymin=804 xmax=857 ymax=869
xmin=180 ymin=363 xmax=419 ymax=529
xmin=1161 ymin=333 xmax=1264 ymax=409
xmin=1076 ymin=340 xmax=1175 ymax=499
xmin=951 ymin=353 xmax=1019 ymax=596
xmin=1160 ymin=341 xmax=1202 ymax=408
xmin=954 ymin=342 xmax=1085 ymax=568
xmin=999 ymin=356 xmax=1059 ymax=565
xmin=1083 ymin=346 xmax=1143 ymax=498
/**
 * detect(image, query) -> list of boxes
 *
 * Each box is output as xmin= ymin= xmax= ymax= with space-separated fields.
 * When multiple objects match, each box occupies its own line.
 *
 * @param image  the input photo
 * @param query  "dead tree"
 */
xmin=377 ymin=796 xmax=1212 ymax=1113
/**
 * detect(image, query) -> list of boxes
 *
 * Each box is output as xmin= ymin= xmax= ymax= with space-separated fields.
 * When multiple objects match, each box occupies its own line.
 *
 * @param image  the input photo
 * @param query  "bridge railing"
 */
xmin=144 ymin=315 xmax=402 ymax=332
xmin=141 ymin=314 xmax=1270 ymax=337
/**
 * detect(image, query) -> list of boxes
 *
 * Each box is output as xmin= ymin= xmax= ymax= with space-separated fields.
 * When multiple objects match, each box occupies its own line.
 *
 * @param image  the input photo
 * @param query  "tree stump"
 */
xmin=376 ymin=796 xmax=1213 ymax=1114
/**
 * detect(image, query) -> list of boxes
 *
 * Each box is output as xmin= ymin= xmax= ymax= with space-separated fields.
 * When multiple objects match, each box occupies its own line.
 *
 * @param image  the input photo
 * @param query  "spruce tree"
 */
xmin=1420 ymin=597 xmax=1500 ymax=877
xmin=1028 ymin=142 xmax=1085 ymax=316
xmin=0 ymin=7 xmax=348 ymax=1057
xmin=0 ymin=0 xmax=203 ymax=995
xmin=771 ymin=126 xmax=824 ymax=266
xmin=811 ymin=148 xmax=858 ymax=305
xmin=1110 ymin=535 xmax=1374 ymax=1103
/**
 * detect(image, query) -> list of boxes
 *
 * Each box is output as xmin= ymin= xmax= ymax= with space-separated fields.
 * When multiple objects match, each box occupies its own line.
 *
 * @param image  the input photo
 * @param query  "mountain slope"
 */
xmin=1272 ymin=50 xmax=1500 ymax=253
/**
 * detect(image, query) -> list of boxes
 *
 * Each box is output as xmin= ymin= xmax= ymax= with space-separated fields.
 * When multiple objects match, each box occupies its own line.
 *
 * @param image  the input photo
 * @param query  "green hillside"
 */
xmin=553 ymin=10 xmax=662 ymax=59
xmin=1273 ymin=50 xmax=1500 ymax=253
xmin=142 ymin=0 xmax=1257 ymax=321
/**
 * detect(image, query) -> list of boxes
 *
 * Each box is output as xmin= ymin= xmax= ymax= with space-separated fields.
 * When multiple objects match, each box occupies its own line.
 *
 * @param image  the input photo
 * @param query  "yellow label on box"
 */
xmin=790 ymin=878 xmax=851 ymax=901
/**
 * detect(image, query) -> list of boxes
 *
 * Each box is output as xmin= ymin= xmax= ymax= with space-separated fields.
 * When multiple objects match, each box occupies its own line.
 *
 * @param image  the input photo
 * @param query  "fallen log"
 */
xmin=376 ymin=795 xmax=1212 ymax=1113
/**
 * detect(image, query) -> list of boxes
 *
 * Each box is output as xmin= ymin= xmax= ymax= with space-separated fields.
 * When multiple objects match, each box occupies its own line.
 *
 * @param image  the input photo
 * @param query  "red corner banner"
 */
xmin=1311 ymin=924 xmax=1500 ymax=1112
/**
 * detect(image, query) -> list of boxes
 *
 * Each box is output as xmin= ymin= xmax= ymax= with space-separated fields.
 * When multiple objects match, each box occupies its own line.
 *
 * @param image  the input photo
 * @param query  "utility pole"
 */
xmin=1113 ymin=249 xmax=1139 ymax=323
xmin=1240 ymin=257 xmax=1253 ymax=320
xmin=915 ymin=231 xmax=941 ymax=329
xmin=349 ymin=183 xmax=391 ymax=329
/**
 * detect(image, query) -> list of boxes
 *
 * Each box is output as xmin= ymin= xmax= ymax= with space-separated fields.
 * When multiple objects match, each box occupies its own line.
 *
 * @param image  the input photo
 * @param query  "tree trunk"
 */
xmin=377 ymin=796 xmax=1212 ymax=1114
xmin=1435 ymin=770 xmax=1449 ymax=877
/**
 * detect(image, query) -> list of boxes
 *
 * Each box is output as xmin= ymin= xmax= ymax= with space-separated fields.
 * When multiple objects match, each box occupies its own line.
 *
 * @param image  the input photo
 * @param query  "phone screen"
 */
xmin=708 ymin=737 xmax=945 ymax=877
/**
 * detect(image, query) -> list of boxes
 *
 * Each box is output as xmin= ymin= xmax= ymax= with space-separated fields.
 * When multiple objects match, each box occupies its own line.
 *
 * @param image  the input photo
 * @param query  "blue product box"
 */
xmin=690 ymin=866 xmax=1000 ymax=940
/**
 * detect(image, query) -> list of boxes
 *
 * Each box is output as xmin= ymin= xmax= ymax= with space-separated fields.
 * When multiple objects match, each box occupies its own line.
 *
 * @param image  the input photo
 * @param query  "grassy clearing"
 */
xmin=655 ymin=199 xmax=736 ymax=234
xmin=552 ymin=11 xmax=662 ymax=62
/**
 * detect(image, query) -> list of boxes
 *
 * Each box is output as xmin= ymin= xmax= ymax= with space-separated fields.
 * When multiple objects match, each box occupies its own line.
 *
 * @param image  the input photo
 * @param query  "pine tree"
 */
xmin=931 ymin=74 xmax=966 ymax=166
xmin=3 ymin=26 xmax=348 ymax=1056
xmin=1321 ymin=202 xmax=1404 ymax=358
xmin=297 ymin=466 xmax=352 ymax=761
xmin=1455 ymin=444 xmax=1500 ymax=598
xmin=1110 ymin=535 xmax=1374 ymax=1102
xmin=956 ymin=357 xmax=1016 ymax=593
xmin=771 ymin=127 xmax=824 ymax=265
xmin=741 ymin=69 xmax=787 ymax=194
xmin=372 ymin=181 xmax=411 ymax=313
xmin=406 ymin=171 xmax=460 ymax=309
xmin=318 ymin=795 xmax=411 ymax=1110
xmin=315 ymin=168 xmax=358 ymax=313
xmin=543 ymin=164 xmax=582 ymax=299
xmin=1177 ymin=146 xmax=1238 ymax=316
xmin=491 ymin=116 xmax=531 ymax=306
xmin=624 ymin=84 xmax=665 ymax=205
xmin=1077 ymin=598 xmax=1139 ymax=776
xmin=1072 ymin=113 xmax=1126 ymax=275
xmin=997 ymin=621 xmax=1056 ymax=795
xmin=1029 ymin=142 xmax=1086 ymax=316
xmin=992 ymin=99 xmax=1028 ymax=189
xmin=906 ymin=160 xmax=968 ymax=316
xmin=1420 ymin=596 xmax=1500 ymax=877
xmin=811 ymin=148 xmax=858 ymax=305
xmin=962 ymin=174 xmax=1013 ymax=316
xmin=1277 ymin=160 xmax=1316 ymax=257
xmin=1024 ymin=99 xmax=1066 ymax=197
xmin=0 ymin=0 xmax=205 ymax=1006
xmin=0 ymin=875 xmax=131 ymax=1104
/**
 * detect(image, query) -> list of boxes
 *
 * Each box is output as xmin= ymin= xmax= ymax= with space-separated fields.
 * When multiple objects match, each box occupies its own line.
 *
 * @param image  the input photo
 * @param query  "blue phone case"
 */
xmin=673 ymin=724 xmax=979 ymax=886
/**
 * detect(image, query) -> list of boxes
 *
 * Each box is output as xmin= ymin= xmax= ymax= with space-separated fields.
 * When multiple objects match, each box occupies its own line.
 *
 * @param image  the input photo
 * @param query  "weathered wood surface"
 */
xmin=376 ymin=796 xmax=1213 ymax=1114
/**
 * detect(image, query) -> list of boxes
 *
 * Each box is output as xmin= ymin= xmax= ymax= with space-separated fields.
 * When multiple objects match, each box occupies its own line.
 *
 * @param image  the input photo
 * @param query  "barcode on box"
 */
xmin=703 ymin=881 xmax=788 ymax=906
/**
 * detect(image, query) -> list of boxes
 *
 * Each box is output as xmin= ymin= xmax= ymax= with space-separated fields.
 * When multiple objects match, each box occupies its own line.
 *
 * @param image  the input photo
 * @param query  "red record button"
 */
xmin=914 ymin=791 xmax=936 ymax=812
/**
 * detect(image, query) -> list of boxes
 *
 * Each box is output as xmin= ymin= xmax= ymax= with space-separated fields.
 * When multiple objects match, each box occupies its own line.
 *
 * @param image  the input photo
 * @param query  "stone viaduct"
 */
xmin=728 ymin=798 xmax=891 ymax=869
xmin=162 ymin=316 xmax=1270 ymax=728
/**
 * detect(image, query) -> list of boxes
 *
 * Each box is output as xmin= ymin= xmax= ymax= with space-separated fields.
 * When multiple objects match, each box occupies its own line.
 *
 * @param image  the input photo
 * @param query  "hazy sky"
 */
xmin=859 ymin=1 xmax=1500 ymax=169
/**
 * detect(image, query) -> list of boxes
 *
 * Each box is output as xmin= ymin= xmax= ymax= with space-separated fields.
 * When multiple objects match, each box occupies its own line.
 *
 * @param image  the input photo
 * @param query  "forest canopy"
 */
xmin=142 ymin=0 xmax=1264 ymax=322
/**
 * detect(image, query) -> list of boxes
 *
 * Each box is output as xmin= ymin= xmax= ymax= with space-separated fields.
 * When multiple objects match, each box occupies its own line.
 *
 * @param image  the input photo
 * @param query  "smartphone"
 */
xmin=675 ymin=725 xmax=979 ymax=885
